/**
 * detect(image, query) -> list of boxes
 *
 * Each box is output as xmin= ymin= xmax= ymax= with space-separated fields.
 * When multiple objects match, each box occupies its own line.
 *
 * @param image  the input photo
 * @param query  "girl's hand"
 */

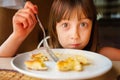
xmin=12 ymin=1 xmax=38 ymax=40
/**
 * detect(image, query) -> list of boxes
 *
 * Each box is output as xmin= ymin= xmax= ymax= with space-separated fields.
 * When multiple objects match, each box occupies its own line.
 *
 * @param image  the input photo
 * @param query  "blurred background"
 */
xmin=94 ymin=0 xmax=120 ymax=49
xmin=0 ymin=0 xmax=120 ymax=54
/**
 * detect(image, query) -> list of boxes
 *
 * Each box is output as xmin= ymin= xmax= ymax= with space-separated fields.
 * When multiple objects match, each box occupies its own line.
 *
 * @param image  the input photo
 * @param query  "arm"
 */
xmin=0 ymin=33 xmax=25 ymax=57
xmin=99 ymin=47 xmax=120 ymax=61
xmin=0 ymin=1 xmax=38 ymax=57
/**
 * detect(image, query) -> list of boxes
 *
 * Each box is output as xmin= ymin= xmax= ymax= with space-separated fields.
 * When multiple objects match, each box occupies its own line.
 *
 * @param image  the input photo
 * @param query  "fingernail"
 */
xmin=34 ymin=5 xmax=38 ymax=14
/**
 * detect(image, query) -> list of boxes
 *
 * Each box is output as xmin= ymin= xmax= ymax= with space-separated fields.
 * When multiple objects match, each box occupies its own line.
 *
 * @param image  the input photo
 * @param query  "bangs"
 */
xmin=62 ymin=6 xmax=88 ymax=21
xmin=53 ymin=0 xmax=96 ymax=22
xmin=54 ymin=1 xmax=93 ymax=23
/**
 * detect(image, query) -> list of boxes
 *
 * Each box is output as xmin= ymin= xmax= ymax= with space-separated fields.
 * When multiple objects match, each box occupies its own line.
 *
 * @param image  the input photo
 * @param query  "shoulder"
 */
xmin=99 ymin=47 xmax=120 ymax=53
xmin=99 ymin=47 xmax=120 ymax=60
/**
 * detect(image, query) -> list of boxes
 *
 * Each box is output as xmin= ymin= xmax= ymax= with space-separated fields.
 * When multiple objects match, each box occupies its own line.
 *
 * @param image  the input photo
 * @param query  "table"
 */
xmin=0 ymin=58 xmax=120 ymax=80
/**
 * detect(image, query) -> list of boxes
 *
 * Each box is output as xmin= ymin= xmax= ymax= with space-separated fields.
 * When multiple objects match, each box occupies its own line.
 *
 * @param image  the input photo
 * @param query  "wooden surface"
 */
xmin=0 ymin=69 xmax=41 ymax=80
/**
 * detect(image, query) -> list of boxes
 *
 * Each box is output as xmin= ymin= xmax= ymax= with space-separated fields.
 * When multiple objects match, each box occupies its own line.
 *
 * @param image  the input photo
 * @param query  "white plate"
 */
xmin=11 ymin=49 xmax=112 ymax=80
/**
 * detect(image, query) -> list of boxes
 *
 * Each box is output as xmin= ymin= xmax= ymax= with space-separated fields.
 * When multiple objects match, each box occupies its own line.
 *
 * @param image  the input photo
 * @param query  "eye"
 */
xmin=62 ymin=23 xmax=68 ymax=28
xmin=80 ymin=22 xmax=88 ymax=27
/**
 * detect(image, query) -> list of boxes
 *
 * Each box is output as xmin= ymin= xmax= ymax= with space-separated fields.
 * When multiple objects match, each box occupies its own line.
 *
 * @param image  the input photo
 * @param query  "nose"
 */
xmin=70 ymin=27 xmax=80 ymax=40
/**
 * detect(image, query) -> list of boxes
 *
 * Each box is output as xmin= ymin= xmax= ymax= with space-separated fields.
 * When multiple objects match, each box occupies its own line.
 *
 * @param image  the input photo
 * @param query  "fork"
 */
xmin=35 ymin=14 xmax=59 ymax=62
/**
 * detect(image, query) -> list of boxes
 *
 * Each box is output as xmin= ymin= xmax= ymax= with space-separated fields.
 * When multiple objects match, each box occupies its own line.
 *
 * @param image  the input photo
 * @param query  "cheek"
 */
xmin=57 ymin=33 xmax=66 ymax=43
xmin=82 ymin=30 xmax=92 ymax=44
xmin=57 ymin=29 xmax=69 ymax=47
xmin=57 ymin=35 xmax=66 ymax=48
xmin=56 ymin=28 xmax=64 ymax=43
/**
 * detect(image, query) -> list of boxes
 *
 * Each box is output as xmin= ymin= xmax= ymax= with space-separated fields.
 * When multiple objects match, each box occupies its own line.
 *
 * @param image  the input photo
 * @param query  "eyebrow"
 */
xmin=61 ymin=18 xmax=91 ymax=21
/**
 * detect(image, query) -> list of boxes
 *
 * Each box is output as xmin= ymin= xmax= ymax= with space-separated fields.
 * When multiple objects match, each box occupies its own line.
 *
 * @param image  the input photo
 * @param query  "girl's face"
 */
xmin=56 ymin=11 xmax=92 ymax=50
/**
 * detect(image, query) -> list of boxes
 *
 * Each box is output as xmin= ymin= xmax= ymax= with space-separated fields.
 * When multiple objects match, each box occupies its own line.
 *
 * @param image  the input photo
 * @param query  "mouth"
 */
xmin=70 ymin=44 xmax=80 ymax=48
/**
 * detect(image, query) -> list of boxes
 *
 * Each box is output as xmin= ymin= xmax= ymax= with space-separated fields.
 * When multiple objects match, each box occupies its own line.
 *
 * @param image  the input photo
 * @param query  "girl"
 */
xmin=47 ymin=0 xmax=98 ymax=52
xmin=0 ymin=0 xmax=98 ymax=57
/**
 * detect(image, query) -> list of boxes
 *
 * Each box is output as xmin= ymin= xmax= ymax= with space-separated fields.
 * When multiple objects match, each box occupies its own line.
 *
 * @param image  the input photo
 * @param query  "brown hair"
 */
xmin=47 ymin=0 xmax=98 ymax=52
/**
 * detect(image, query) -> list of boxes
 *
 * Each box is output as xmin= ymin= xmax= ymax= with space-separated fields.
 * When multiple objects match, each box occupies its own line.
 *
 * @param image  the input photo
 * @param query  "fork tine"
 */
xmin=43 ymin=39 xmax=59 ymax=62
xmin=46 ymin=47 xmax=59 ymax=62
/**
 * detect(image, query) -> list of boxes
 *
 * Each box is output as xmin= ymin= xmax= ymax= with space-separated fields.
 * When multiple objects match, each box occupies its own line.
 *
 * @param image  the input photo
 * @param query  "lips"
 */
xmin=70 ymin=44 xmax=80 ymax=47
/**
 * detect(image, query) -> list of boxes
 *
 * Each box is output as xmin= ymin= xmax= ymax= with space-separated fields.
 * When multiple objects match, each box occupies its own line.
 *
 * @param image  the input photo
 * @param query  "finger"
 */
xmin=17 ymin=9 xmax=37 ymax=27
xmin=24 ymin=1 xmax=38 ymax=14
xmin=13 ymin=12 xmax=29 ymax=29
